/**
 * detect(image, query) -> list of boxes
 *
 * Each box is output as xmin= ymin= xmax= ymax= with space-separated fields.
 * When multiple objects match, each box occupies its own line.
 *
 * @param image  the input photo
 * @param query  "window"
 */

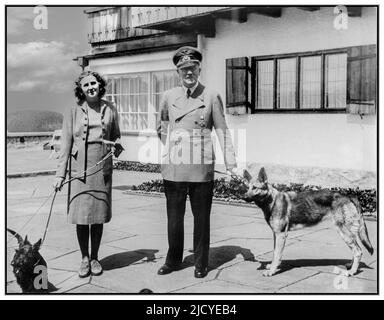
xmin=300 ymin=56 xmax=321 ymax=109
xmin=105 ymin=71 xmax=179 ymax=132
xmin=257 ymin=60 xmax=274 ymax=109
xmin=325 ymin=53 xmax=347 ymax=109
xmin=252 ymin=50 xmax=348 ymax=111
xmin=277 ymin=58 xmax=297 ymax=109
xmin=226 ymin=45 xmax=376 ymax=114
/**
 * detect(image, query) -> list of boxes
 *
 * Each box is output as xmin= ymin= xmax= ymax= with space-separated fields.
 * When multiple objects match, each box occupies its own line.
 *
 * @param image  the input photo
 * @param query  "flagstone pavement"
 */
xmin=6 ymin=172 xmax=377 ymax=295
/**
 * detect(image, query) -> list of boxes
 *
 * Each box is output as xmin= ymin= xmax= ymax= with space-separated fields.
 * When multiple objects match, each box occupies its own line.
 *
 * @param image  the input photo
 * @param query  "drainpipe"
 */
xmin=197 ymin=34 xmax=206 ymax=83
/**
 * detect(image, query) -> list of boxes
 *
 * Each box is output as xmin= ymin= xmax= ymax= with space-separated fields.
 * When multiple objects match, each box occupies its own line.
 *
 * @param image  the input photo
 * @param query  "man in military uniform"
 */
xmin=156 ymin=46 xmax=238 ymax=278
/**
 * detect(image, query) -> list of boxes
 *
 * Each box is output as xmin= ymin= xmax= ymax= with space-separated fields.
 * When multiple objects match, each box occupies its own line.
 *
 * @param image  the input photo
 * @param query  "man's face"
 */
xmin=177 ymin=63 xmax=201 ymax=88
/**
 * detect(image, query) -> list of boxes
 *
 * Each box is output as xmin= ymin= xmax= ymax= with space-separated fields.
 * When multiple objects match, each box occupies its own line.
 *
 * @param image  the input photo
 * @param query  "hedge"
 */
xmin=130 ymin=178 xmax=376 ymax=215
xmin=114 ymin=161 xmax=160 ymax=173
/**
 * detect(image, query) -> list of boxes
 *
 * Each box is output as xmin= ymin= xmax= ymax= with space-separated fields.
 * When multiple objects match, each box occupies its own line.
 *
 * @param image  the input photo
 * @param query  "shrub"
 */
xmin=130 ymin=178 xmax=376 ymax=214
xmin=114 ymin=161 xmax=160 ymax=173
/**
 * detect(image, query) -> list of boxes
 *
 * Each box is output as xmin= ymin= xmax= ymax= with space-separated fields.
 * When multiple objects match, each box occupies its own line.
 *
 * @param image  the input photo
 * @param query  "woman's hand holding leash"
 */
xmin=53 ymin=177 xmax=65 ymax=191
xmin=102 ymin=139 xmax=124 ymax=158
xmin=51 ymin=142 xmax=120 ymax=193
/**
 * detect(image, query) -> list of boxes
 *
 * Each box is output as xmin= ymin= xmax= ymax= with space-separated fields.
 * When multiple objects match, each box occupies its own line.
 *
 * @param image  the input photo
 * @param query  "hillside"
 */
xmin=7 ymin=110 xmax=63 ymax=132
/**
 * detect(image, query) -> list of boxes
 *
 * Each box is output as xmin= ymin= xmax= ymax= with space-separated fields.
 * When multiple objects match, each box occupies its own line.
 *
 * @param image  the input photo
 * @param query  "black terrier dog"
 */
xmin=7 ymin=228 xmax=48 ymax=293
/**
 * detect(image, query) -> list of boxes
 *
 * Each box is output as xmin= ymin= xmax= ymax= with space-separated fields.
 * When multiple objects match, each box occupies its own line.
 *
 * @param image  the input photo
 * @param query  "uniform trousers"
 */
xmin=163 ymin=179 xmax=214 ymax=270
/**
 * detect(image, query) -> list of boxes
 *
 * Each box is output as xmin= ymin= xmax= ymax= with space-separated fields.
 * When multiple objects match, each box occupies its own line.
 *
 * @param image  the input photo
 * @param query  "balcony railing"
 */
xmin=86 ymin=7 xmax=163 ymax=44
xmin=131 ymin=7 xmax=230 ymax=28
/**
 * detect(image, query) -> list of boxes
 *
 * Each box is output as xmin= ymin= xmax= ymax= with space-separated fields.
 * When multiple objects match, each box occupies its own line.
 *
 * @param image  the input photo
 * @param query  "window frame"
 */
xmin=251 ymin=48 xmax=348 ymax=113
xmin=105 ymin=69 xmax=179 ymax=133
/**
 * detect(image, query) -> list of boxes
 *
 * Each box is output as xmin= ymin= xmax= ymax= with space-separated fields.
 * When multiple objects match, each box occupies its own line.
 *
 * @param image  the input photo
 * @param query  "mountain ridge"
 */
xmin=7 ymin=110 xmax=63 ymax=132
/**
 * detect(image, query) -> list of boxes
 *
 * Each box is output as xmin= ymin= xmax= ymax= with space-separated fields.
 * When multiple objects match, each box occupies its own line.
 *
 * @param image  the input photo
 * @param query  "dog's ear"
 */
xmin=243 ymin=169 xmax=253 ymax=182
xmin=7 ymin=228 xmax=24 ymax=246
xmin=258 ymin=167 xmax=268 ymax=183
xmin=33 ymin=239 xmax=42 ymax=251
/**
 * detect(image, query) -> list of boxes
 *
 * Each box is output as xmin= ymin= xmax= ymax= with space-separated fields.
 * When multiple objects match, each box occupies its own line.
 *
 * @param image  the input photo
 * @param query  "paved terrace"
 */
xmin=6 ymin=148 xmax=377 ymax=294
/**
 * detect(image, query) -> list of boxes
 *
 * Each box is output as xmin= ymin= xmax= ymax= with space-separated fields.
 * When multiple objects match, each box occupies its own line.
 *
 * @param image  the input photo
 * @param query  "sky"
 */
xmin=6 ymin=6 xmax=92 ymax=115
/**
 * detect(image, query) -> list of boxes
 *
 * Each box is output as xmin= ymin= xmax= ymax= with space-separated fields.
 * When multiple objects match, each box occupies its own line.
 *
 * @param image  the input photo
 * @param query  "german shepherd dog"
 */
xmin=7 ymin=228 xmax=47 ymax=293
xmin=241 ymin=168 xmax=374 ymax=277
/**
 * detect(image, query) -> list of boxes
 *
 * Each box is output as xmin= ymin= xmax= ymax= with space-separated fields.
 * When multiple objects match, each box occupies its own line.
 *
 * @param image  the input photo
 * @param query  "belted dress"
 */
xmin=55 ymin=99 xmax=121 ymax=225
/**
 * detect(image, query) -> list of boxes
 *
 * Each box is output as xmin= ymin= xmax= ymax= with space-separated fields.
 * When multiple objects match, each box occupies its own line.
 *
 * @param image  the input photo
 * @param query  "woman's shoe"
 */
xmin=79 ymin=257 xmax=91 ymax=278
xmin=90 ymin=259 xmax=103 ymax=276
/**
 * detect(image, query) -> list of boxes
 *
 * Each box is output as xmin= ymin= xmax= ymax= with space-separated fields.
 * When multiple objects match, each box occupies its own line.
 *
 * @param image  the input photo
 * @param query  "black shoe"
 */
xmin=194 ymin=268 xmax=208 ymax=278
xmin=157 ymin=264 xmax=180 ymax=275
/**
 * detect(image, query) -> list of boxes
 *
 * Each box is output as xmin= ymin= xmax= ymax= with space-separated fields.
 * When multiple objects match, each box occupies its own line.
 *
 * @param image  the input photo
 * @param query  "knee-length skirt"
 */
xmin=68 ymin=143 xmax=112 ymax=225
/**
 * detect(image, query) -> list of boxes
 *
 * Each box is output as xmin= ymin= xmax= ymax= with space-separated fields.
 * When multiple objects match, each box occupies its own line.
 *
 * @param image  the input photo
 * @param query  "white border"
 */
xmin=1 ymin=0 xmax=381 ymax=301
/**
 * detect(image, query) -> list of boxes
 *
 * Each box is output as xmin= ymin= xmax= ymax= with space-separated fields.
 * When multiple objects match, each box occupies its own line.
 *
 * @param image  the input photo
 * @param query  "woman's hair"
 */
xmin=74 ymin=70 xmax=107 ymax=105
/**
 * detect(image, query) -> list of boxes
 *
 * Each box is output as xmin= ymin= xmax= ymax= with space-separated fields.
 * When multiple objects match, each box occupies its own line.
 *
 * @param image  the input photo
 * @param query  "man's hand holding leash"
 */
xmin=226 ymin=163 xmax=247 ymax=182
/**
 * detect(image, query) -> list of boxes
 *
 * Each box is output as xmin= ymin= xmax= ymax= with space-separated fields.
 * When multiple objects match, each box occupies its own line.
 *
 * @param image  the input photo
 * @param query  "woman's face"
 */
xmin=80 ymin=75 xmax=100 ymax=101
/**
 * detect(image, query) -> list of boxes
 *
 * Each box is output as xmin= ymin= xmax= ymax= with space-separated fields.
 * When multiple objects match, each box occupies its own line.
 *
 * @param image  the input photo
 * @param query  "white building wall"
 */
xmin=89 ymin=7 xmax=377 ymax=172
xmin=199 ymin=6 xmax=377 ymax=171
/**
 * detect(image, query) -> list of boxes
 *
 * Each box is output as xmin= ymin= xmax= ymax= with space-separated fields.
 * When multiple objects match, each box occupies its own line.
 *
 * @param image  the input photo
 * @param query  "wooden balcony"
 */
xmin=130 ymin=7 xmax=283 ymax=37
xmin=86 ymin=7 xmax=164 ymax=44
xmin=87 ymin=6 xmax=363 ymax=43
xmin=131 ymin=7 xmax=230 ymax=28
xmin=131 ymin=6 xmax=363 ymax=31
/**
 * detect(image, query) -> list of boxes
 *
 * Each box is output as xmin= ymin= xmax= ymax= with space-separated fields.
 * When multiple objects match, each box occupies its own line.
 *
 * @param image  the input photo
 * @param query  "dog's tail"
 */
xmin=359 ymin=221 xmax=374 ymax=255
xmin=350 ymin=198 xmax=374 ymax=255
xmin=7 ymin=228 xmax=23 ymax=246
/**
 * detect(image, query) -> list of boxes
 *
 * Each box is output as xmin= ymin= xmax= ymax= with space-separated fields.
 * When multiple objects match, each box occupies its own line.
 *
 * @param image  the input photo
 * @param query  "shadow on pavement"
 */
xmin=10 ymin=281 xmax=58 ymax=294
xmin=100 ymin=249 xmax=158 ymax=271
xmin=257 ymin=259 xmax=373 ymax=275
xmin=47 ymin=281 xmax=58 ymax=293
xmin=182 ymin=245 xmax=256 ymax=271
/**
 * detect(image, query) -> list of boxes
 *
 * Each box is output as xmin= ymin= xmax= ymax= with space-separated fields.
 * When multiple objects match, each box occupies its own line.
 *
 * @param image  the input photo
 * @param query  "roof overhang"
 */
xmin=84 ymin=7 xmax=116 ymax=14
xmin=131 ymin=6 xmax=362 ymax=31
xmin=131 ymin=7 xmax=283 ymax=38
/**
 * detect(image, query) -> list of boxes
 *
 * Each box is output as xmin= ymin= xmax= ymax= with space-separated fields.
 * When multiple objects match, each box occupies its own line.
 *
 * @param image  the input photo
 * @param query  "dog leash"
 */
xmin=41 ymin=190 xmax=57 ymax=245
xmin=60 ymin=150 xmax=114 ymax=187
xmin=40 ymin=150 xmax=114 ymax=245
xmin=6 ymin=189 xmax=57 ymax=246
xmin=214 ymin=169 xmax=246 ymax=184
xmin=8 ymin=151 xmax=114 ymax=247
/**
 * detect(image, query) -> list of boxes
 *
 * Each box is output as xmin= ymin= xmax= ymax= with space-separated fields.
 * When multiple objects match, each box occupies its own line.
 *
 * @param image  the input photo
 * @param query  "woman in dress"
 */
xmin=53 ymin=70 xmax=122 ymax=278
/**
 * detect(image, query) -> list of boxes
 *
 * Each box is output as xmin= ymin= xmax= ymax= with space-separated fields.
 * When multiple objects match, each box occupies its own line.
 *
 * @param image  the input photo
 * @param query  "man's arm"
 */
xmin=212 ymin=93 xmax=237 ymax=170
xmin=156 ymin=92 xmax=169 ymax=145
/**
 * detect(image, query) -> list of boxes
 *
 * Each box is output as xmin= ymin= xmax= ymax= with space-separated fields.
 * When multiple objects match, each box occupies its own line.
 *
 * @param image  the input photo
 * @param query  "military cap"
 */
xmin=172 ymin=46 xmax=202 ymax=68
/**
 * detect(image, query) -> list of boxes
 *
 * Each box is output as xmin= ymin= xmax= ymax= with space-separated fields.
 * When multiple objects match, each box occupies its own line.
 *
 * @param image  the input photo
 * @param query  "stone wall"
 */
xmin=7 ymin=133 xmax=53 ymax=149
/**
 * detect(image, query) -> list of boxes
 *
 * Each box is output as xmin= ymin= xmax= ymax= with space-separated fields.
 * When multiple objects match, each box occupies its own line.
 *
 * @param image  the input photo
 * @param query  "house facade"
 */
xmin=82 ymin=6 xmax=377 ymax=176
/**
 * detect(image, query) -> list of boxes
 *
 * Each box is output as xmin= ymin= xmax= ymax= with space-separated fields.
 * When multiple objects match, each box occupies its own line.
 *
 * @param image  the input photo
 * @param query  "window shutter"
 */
xmin=347 ymin=45 xmax=376 ymax=115
xmin=226 ymin=57 xmax=249 ymax=115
